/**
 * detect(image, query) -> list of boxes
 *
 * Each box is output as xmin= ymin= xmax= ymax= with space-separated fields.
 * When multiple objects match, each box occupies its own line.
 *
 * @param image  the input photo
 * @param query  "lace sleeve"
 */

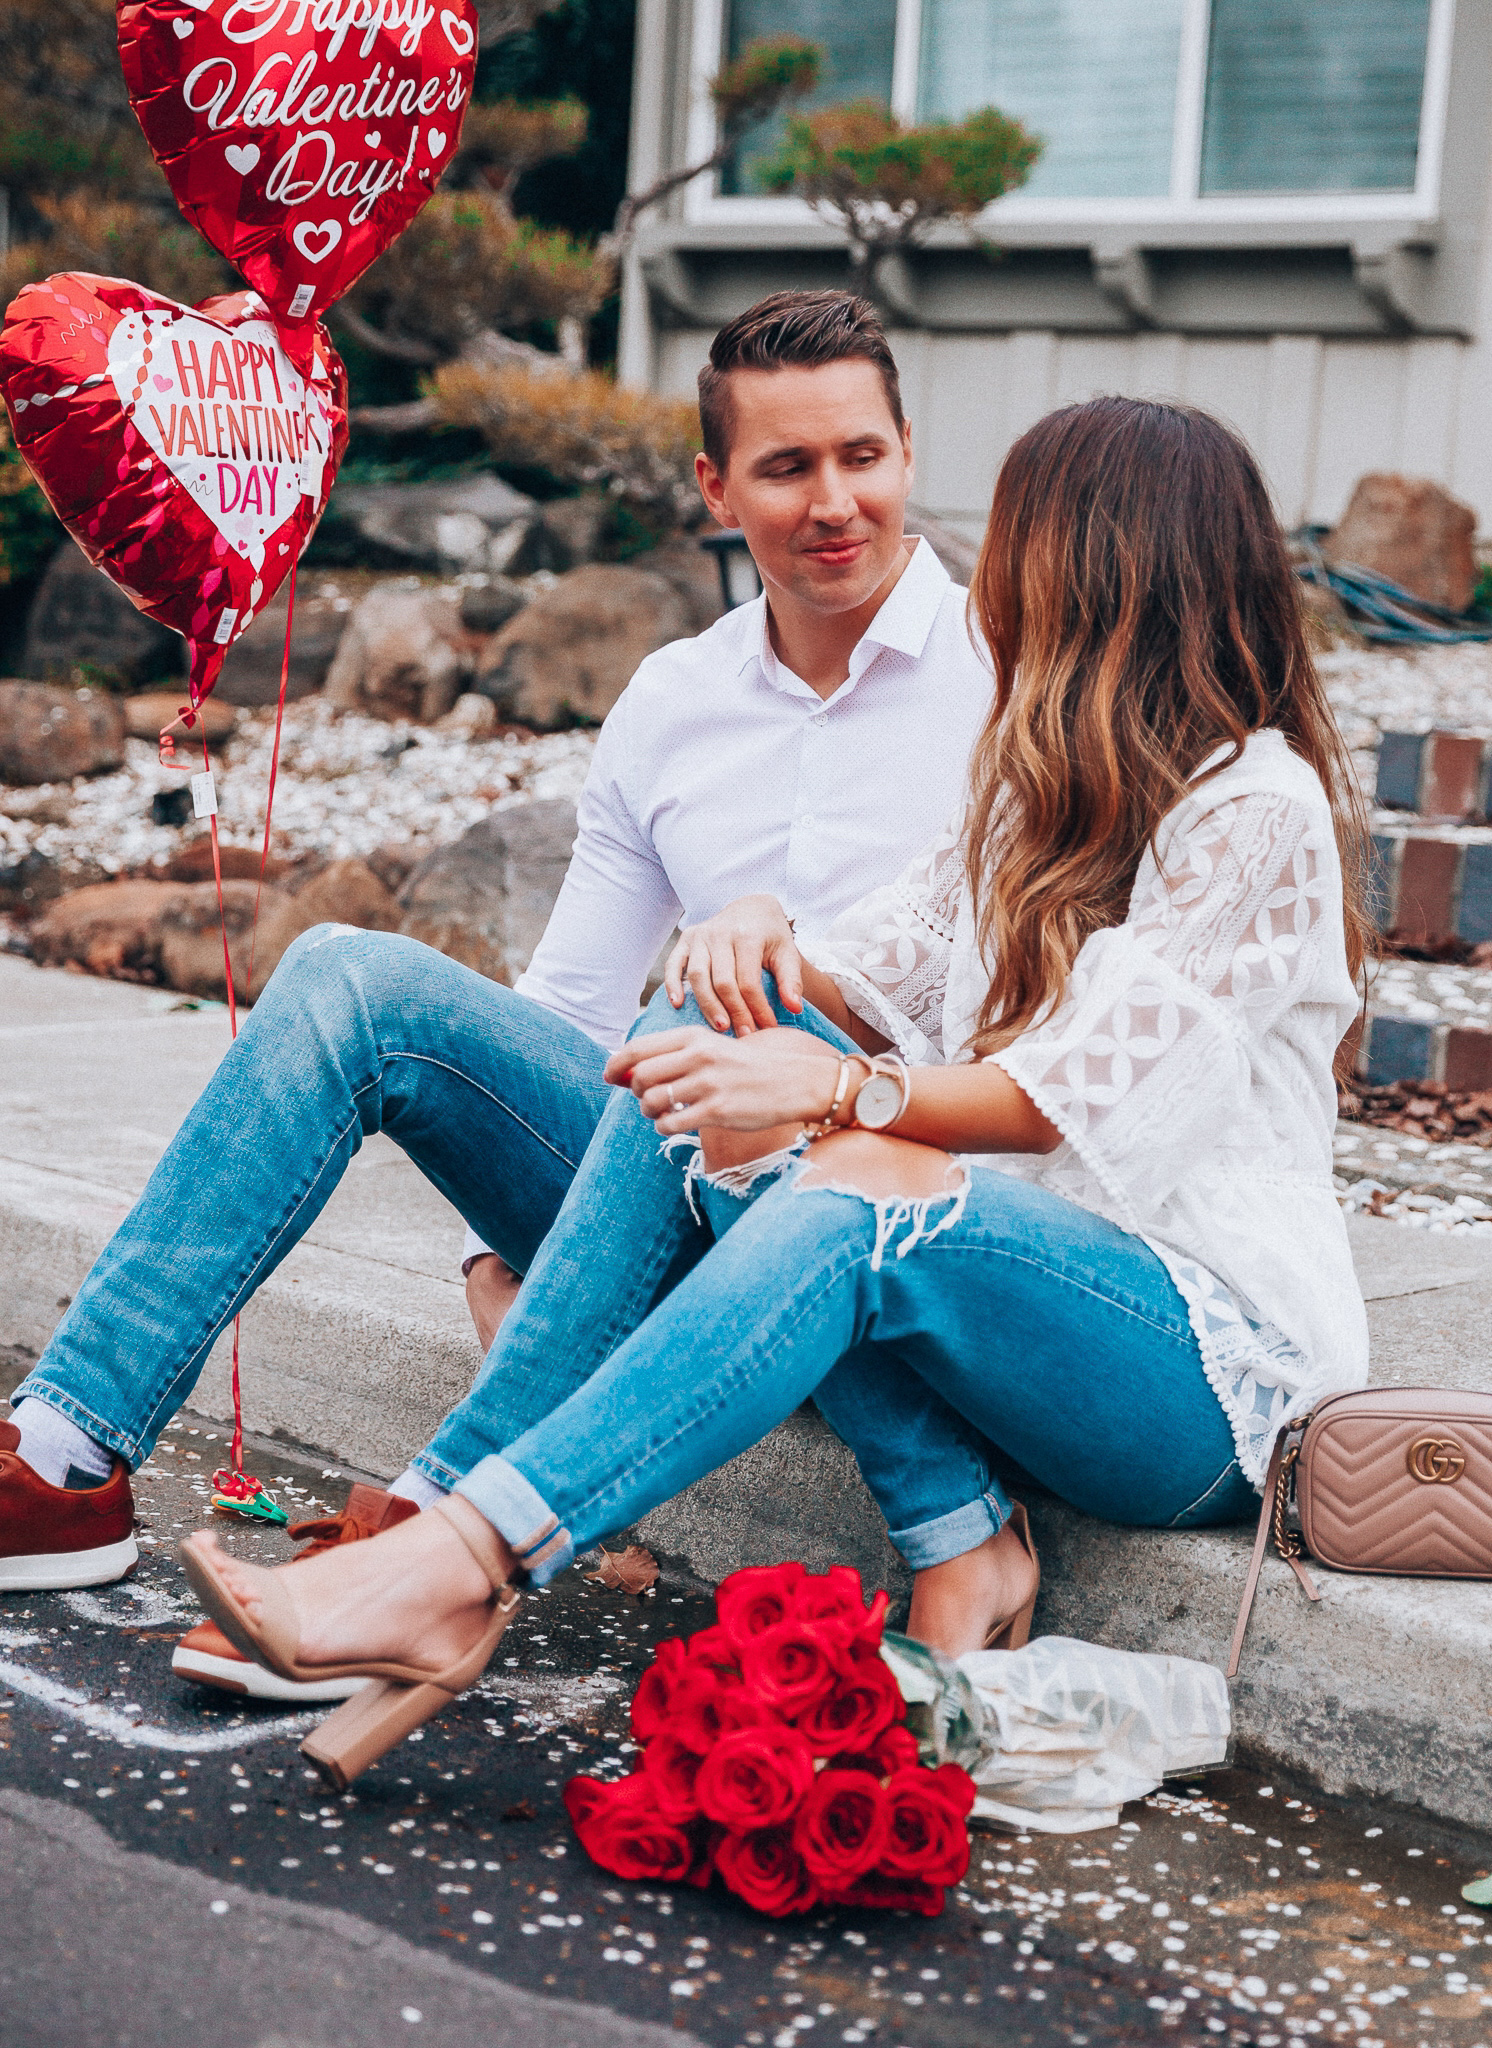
xmin=799 ymin=810 xmax=966 ymax=1063
xmin=990 ymin=788 xmax=1336 ymax=1224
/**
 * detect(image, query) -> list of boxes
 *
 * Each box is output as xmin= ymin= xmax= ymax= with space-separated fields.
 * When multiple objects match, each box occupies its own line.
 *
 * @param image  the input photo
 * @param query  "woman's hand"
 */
xmin=663 ymin=894 xmax=803 ymax=1036
xmin=605 ymin=1025 xmax=846 ymax=1137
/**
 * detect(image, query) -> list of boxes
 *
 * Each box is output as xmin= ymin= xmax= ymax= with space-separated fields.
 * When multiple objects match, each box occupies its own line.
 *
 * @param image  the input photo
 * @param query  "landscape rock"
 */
xmin=21 ymin=543 xmax=183 ymax=687
xmin=642 ymin=537 xmax=728 ymax=633
xmin=1326 ymin=473 xmax=1479 ymax=612
xmin=122 ymin=692 xmax=239 ymax=748
xmin=317 ymin=473 xmax=539 ymax=575
xmin=364 ymin=842 xmax=421 ymax=895
xmin=212 ymin=583 xmax=350 ymax=707
xmin=476 ymin=565 xmax=692 ymax=730
xmin=538 ymin=495 xmax=610 ymax=571
xmin=397 ymin=799 xmax=577 ymax=983
xmin=323 ymin=586 xmax=477 ymax=724
xmin=0 ymin=681 xmax=127 ymax=785
xmin=434 ymin=693 xmax=500 ymax=738
xmin=0 ymin=850 xmax=105 ymax=914
xmin=458 ymin=577 xmax=530 ymax=634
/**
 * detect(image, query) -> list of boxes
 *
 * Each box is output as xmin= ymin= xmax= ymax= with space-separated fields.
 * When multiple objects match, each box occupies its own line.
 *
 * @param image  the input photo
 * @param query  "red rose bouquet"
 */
xmin=563 ymin=1563 xmax=977 ymax=1917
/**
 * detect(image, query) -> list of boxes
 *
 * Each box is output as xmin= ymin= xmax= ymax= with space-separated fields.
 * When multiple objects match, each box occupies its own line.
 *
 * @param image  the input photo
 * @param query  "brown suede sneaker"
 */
xmin=171 ymin=1484 xmax=418 ymax=1701
xmin=0 ymin=1420 xmax=137 ymax=1590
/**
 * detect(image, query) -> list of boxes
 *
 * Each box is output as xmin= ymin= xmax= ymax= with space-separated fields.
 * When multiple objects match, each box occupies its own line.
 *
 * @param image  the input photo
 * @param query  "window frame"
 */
xmin=681 ymin=0 xmax=1457 ymax=229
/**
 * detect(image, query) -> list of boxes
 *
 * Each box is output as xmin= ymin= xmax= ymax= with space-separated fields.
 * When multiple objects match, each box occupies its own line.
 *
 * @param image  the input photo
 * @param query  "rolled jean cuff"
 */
xmin=454 ymin=1454 xmax=574 ymax=1586
xmin=889 ymin=1485 xmax=1010 ymax=1571
xmin=407 ymin=1446 xmax=465 ymax=1496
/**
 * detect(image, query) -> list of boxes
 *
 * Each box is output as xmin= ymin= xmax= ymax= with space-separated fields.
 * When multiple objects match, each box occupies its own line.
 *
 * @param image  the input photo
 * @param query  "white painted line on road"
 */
xmin=0 ymin=1642 xmax=319 ymax=1753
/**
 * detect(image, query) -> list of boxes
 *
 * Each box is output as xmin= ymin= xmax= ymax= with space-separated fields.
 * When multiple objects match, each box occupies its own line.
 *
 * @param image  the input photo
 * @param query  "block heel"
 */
xmin=301 ymin=1677 xmax=456 ymax=1790
xmin=982 ymin=1502 xmax=1040 ymax=1652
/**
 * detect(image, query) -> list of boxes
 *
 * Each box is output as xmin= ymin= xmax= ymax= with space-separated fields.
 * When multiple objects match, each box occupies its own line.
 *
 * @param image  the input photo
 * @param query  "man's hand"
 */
xmin=663 ymin=894 xmax=803 ymax=1036
xmin=605 ymin=1024 xmax=845 ymax=1136
xmin=465 ymin=1254 xmax=522 ymax=1354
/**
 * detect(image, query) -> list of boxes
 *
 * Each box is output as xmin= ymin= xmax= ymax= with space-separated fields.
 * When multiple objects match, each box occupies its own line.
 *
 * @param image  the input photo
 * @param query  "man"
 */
xmin=1 ymin=288 xmax=990 ymax=1699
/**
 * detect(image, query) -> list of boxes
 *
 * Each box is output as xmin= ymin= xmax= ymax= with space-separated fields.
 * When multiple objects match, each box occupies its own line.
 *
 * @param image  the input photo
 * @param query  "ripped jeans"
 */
xmin=438 ymin=1000 xmax=1255 ymax=1581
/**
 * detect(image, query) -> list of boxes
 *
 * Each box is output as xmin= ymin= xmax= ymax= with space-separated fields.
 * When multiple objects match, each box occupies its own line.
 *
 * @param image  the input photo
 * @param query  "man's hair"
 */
xmin=697 ymin=290 xmax=904 ymax=472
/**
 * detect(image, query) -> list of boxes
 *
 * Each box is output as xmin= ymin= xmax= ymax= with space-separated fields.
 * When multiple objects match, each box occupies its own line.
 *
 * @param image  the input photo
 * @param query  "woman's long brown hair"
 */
xmin=964 ymin=395 xmax=1370 ymax=1059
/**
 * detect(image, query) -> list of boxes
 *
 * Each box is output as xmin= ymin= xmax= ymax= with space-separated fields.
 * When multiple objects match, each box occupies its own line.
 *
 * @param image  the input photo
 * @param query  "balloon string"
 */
xmin=204 ymin=566 xmax=298 ymax=1484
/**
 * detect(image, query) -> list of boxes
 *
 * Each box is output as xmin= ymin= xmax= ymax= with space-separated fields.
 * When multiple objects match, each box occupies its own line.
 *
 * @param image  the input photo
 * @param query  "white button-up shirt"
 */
xmin=517 ymin=537 xmax=991 ymax=1047
xmin=461 ymin=537 xmax=990 ymax=1267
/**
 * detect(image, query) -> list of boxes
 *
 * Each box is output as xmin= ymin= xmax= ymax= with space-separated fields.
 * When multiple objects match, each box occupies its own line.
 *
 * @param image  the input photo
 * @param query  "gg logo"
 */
xmin=1406 ymin=1435 xmax=1466 ymax=1484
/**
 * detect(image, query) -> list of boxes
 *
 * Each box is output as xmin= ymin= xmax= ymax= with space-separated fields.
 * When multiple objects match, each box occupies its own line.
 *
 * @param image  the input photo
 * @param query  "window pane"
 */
xmin=1201 ymin=0 xmax=1432 ymax=194
xmin=723 ymin=0 xmax=898 ymax=194
xmin=916 ymin=0 xmax=1184 ymax=199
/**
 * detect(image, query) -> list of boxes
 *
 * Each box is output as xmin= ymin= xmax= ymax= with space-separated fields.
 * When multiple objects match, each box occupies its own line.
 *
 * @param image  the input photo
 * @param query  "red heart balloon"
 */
xmin=118 ymin=0 xmax=479 ymax=337
xmin=1 ymin=272 xmax=348 ymax=701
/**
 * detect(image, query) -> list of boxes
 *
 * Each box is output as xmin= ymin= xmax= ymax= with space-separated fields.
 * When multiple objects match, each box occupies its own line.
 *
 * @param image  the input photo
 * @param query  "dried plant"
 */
xmin=1 ymin=193 xmax=233 ymax=311
xmin=451 ymin=96 xmax=590 ymax=202
xmin=434 ymin=360 xmax=701 ymax=519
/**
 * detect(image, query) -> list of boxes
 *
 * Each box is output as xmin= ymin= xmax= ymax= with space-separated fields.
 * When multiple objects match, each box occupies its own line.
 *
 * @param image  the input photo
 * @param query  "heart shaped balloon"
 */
xmin=1 ymin=272 xmax=348 ymax=700
xmin=118 ymin=0 xmax=479 ymax=339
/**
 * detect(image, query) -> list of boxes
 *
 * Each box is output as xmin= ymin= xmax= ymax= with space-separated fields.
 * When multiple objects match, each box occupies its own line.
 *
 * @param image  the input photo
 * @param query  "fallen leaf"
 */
xmin=501 ymin=1798 xmax=536 ymax=1822
xmin=584 ymin=1544 xmax=660 ymax=1595
xmin=1463 ymin=1876 xmax=1492 ymax=1908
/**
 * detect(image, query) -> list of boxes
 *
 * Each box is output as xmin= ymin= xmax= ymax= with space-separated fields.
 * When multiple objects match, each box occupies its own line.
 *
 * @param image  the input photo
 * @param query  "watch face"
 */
xmin=855 ymin=1073 xmax=903 ymax=1130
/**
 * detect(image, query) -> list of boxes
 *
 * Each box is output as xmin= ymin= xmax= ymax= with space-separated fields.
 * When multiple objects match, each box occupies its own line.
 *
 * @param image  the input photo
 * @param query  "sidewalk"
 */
xmin=3 ymin=955 xmax=1491 ymax=1828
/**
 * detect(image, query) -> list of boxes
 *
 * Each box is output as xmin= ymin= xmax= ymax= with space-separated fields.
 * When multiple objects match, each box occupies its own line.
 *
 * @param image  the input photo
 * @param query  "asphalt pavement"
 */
xmin=2 ymin=1381 xmax=1492 ymax=2048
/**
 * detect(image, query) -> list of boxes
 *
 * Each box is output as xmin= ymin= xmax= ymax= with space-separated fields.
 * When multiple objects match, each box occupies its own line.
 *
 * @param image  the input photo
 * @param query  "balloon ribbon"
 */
xmin=159 ymin=565 xmax=300 ymax=1528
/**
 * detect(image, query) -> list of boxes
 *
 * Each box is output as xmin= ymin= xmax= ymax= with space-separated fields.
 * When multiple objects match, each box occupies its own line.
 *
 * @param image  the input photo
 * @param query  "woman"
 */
xmin=185 ymin=398 xmax=1372 ymax=1787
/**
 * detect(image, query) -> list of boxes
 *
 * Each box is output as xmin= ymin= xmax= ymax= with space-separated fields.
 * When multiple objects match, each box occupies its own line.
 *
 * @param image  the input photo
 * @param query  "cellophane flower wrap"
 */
xmin=563 ymin=1563 xmax=976 ymax=1917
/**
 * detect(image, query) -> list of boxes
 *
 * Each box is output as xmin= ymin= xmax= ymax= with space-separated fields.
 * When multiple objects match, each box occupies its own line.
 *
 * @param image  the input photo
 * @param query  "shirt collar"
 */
xmin=736 ymin=536 xmax=953 ymax=694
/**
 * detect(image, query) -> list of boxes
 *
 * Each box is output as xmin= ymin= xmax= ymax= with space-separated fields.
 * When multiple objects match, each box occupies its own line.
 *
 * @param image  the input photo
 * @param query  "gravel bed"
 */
xmin=1367 ymin=956 xmax=1492 ymax=1028
xmin=0 ymin=699 xmax=597 ymax=877
xmin=1319 ymin=639 xmax=1492 ymax=794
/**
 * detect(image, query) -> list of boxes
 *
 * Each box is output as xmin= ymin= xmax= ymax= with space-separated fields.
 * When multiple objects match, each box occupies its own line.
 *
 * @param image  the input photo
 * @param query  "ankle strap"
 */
xmin=434 ymin=1493 xmax=517 ymax=1596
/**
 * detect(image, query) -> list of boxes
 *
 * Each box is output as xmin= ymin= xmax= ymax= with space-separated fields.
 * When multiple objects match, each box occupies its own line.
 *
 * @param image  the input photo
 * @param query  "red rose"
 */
xmin=563 ymin=1773 xmax=696 ymax=1883
xmin=695 ymin=1726 xmax=814 ymax=1831
xmin=685 ymin=1622 xmax=740 ymax=1673
xmin=798 ymin=1650 xmax=904 ymax=1757
xmin=794 ymin=1768 xmax=889 ymax=1885
xmin=629 ymin=1636 xmax=689 ymax=1743
xmin=793 ymin=1572 xmax=890 ymax=1651
xmin=643 ymin=1731 xmax=706 ymax=1822
xmin=674 ymin=1671 xmax=765 ymax=1753
xmin=827 ymin=1870 xmax=945 ymax=1916
xmin=716 ymin=1562 xmax=806 ymax=1652
xmin=712 ymin=1826 xmax=819 ymax=1918
xmin=869 ymin=1724 xmax=921 ymax=1775
xmin=879 ymin=1765 xmax=976 ymax=1887
xmin=740 ymin=1623 xmax=838 ymax=1717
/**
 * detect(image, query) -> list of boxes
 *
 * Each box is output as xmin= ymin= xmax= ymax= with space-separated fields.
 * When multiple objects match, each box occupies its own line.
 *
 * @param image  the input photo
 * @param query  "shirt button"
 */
xmin=811 ymin=712 xmax=827 ymax=726
xmin=799 ymin=813 xmax=814 ymax=827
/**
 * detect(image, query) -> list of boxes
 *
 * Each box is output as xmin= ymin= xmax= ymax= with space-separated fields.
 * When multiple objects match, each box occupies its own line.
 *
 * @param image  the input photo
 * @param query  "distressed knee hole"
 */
xmin=794 ymin=1133 xmax=970 ymax=1269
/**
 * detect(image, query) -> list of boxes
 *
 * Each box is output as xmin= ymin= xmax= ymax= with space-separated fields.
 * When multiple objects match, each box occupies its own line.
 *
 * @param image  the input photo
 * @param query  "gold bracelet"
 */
xmin=802 ymin=1053 xmax=871 ymax=1140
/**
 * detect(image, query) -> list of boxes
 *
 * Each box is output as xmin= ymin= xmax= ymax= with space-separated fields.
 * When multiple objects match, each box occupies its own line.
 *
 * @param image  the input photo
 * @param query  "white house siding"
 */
xmin=656 ymin=318 xmax=1492 ymax=539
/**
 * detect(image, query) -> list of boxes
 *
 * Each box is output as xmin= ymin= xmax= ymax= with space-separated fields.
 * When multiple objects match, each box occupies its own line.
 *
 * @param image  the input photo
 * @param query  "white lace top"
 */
xmin=801 ymin=729 xmax=1369 ymax=1487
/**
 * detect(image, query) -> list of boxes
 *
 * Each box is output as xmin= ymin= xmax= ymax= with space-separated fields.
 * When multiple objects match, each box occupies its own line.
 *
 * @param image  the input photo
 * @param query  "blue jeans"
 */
xmin=451 ymin=1113 xmax=1255 ymax=1582
xmin=16 ymin=926 xmax=618 ymax=1464
xmin=12 ymin=929 xmax=845 ymax=1473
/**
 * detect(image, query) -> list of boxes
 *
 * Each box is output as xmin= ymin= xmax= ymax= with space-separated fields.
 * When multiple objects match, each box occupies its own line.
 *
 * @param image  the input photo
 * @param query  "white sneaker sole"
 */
xmin=0 ymin=1535 xmax=138 ymax=1591
xmin=171 ymin=1644 xmax=371 ymax=1703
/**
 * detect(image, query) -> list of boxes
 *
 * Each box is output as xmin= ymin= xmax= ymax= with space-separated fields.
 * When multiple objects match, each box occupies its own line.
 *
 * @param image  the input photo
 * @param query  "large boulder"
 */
xmin=27 ymin=857 xmax=400 ymax=999
xmin=458 ymin=576 xmax=530 ymax=634
xmin=538 ymin=495 xmax=611 ymax=571
xmin=22 ymin=543 xmax=182 ymax=686
xmin=122 ymin=692 xmax=238 ymax=748
xmin=1325 ymin=474 xmax=1479 ymax=612
xmin=324 ymin=585 xmax=478 ymax=724
xmin=316 ymin=473 xmax=539 ymax=575
xmin=0 ymin=681 xmax=127 ymax=785
xmin=642 ymin=537 xmax=728 ymax=634
xmin=476 ymin=565 xmax=693 ymax=730
xmin=397 ymin=799 xmax=576 ymax=983
xmin=212 ymin=581 xmax=350 ymax=707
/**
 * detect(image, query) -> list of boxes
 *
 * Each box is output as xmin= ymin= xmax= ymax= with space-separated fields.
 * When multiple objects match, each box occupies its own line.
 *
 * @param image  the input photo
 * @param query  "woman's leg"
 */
xmin=204 ymin=1149 xmax=1250 ymax=1673
xmin=413 ymin=977 xmax=862 ymax=1487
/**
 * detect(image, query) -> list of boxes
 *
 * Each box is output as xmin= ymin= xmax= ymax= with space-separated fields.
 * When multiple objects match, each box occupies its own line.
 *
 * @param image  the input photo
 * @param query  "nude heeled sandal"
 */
xmin=180 ymin=1496 xmax=520 ymax=1789
xmin=982 ymin=1502 xmax=1040 ymax=1651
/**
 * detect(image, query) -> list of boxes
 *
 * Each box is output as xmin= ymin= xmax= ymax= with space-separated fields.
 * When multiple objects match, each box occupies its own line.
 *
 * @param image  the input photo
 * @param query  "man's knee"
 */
xmin=262 ymin=923 xmax=415 ymax=1026
xmin=634 ymin=971 xmax=796 ymax=1039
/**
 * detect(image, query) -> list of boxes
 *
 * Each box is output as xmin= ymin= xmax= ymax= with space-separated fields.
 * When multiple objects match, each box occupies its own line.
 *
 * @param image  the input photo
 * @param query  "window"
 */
xmin=1200 ymin=0 xmax=1433 ymax=194
xmin=917 ymin=0 xmax=1186 ymax=199
xmin=714 ymin=0 xmax=1444 ymax=206
xmin=722 ymin=0 xmax=899 ymax=193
